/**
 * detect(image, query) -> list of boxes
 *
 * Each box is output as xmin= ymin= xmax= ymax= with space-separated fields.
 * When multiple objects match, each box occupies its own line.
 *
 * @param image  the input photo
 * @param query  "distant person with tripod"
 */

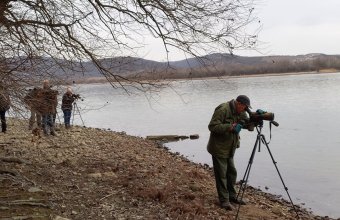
xmin=61 ymin=87 xmax=76 ymax=129
xmin=207 ymin=95 xmax=253 ymax=211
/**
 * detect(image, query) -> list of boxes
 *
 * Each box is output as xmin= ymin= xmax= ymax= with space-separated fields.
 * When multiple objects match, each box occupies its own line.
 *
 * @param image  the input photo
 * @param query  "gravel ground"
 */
xmin=0 ymin=118 xmax=334 ymax=220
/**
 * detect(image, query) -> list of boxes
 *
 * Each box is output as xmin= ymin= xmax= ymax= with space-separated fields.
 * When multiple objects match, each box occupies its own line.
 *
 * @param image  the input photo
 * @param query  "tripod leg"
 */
xmin=71 ymin=103 xmax=76 ymax=125
xmin=235 ymin=135 xmax=261 ymax=220
xmin=56 ymin=112 xmax=61 ymax=124
xmin=74 ymin=102 xmax=85 ymax=127
xmin=260 ymin=135 xmax=300 ymax=219
xmin=237 ymin=136 xmax=259 ymax=197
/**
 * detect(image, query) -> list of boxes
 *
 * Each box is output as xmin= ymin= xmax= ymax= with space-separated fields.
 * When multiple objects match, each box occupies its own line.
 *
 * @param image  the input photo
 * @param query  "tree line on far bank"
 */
xmin=131 ymin=54 xmax=340 ymax=80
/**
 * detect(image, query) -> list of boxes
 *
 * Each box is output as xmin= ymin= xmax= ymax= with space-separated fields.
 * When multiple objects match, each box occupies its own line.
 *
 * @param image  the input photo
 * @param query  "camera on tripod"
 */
xmin=235 ymin=108 xmax=298 ymax=220
xmin=72 ymin=93 xmax=83 ymax=101
xmin=240 ymin=108 xmax=278 ymax=130
xmin=248 ymin=108 xmax=274 ymax=122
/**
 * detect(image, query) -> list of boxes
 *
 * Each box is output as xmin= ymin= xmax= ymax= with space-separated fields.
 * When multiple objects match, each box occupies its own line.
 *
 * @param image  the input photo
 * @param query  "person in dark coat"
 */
xmin=0 ymin=85 xmax=11 ymax=133
xmin=207 ymin=95 xmax=253 ymax=211
xmin=61 ymin=87 xmax=76 ymax=129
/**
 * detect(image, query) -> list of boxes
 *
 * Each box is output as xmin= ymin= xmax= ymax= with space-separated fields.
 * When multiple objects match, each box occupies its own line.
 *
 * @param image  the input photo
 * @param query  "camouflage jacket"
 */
xmin=37 ymin=88 xmax=58 ymax=115
xmin=207 ymin=99 xmax=249 ymax=158
xmin=24 ymin=88 xmax=43 ymax=111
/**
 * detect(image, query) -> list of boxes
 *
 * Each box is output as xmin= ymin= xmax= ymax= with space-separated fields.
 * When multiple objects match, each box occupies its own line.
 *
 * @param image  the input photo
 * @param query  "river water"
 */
xmin=70 ymin=72 xmax=340 ymax=218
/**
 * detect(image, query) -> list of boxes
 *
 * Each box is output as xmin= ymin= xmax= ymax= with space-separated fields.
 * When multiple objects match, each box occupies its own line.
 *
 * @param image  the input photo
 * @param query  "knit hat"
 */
xmin=236 ymin=95 xmax=251 ymax=109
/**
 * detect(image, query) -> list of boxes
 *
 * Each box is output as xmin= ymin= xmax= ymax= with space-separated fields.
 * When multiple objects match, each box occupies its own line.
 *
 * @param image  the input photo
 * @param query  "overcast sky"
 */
xmin=138 ymin=0 xmax=340 ymax=61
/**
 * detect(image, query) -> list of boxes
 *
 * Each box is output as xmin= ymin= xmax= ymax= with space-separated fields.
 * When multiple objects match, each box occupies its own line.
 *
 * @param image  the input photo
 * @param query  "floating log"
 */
xmin=146 ymin=134 xmax=199 ymax=142
xmin=189 ymin=134 xmax=199 ymax=139
xmin=146 ymin=135 xmax=187 ymax=141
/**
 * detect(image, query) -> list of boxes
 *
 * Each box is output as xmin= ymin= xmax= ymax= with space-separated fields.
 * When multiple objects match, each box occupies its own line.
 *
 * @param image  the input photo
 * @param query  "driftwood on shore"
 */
xmin=146 ymin=134 xmax=199 ymax=142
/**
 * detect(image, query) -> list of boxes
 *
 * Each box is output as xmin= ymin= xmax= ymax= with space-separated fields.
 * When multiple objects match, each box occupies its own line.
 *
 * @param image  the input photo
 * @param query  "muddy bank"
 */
xmin=0 ymin=118 xmax=335 ymax=220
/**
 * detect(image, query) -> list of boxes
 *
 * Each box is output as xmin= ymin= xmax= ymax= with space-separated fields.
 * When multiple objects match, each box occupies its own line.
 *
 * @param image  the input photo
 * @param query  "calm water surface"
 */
xmin=71 ymin=73 xmax=340 ymax=218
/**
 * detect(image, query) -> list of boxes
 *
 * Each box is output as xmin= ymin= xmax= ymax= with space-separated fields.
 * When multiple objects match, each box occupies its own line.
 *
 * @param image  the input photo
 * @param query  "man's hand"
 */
xmin=231 ymin=123 xmax=243 ymax=134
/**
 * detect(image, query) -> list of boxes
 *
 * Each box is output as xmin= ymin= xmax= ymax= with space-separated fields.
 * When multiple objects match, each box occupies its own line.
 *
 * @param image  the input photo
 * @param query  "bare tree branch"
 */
xmin=0 ymin=0 xmax=259 ymax=111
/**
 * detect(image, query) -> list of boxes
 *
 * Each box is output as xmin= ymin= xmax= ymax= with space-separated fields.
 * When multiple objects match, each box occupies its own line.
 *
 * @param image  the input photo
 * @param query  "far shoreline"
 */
xmin=69 ymin=68 xmax=340 ymax=85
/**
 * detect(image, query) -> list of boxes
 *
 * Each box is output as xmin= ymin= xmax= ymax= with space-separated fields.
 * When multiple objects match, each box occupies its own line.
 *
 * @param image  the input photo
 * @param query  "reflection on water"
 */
xmin=72 ymin=72 xmax=340 ymax=218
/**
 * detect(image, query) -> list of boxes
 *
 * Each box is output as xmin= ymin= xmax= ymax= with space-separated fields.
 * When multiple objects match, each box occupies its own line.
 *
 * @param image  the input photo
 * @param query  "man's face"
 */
xmin=236 ymin=101 xmax=247 ymax=114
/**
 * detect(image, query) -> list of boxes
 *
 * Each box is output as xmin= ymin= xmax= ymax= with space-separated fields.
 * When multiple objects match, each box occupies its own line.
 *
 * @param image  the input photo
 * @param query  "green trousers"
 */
xmin=212 ymin=156 xmax=237 ymax=203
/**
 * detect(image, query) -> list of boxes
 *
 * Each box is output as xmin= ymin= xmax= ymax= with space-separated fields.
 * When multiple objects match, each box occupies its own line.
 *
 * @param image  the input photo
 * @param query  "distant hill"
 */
xmin=14 ymin=53 xmax=340 ymax=82
xmin=94 ymin=53 xmax=340 ymax=80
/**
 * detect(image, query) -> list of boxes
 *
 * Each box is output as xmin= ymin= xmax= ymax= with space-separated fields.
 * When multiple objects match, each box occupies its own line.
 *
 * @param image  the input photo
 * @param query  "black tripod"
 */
xmin=235 ymin=121 xmax=300 ymax=219
xmin=72 ymin=101 xmax=85 ymax=127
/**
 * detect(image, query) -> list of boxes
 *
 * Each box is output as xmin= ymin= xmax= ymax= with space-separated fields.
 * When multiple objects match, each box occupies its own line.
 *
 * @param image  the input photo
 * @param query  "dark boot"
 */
xmin=50 ymin=126 xmax=57 ymax=136
xmin=220 ymin=202 xmax=234 ymax=211
xmin=2 ymin=123 xmax=6 ymax=133
xmin=230 ymin=197 xmax=246 ymax=205
xmin=1 ymin=117 xmax=6 ymax=133
xmin=43 ymin=127 xmax=49 ymax=136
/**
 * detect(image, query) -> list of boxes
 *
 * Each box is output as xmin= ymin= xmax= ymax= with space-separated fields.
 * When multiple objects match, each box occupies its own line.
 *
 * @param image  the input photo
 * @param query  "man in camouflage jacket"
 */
xmin=207 ymin=95 xmax=252 ymax=211
xmin=39 ymin=80 xmax=58 ymax=136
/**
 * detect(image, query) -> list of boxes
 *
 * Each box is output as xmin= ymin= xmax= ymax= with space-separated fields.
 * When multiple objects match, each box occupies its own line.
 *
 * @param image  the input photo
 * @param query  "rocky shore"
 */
xmin=0 ymin=118 xmax=335 ymax=220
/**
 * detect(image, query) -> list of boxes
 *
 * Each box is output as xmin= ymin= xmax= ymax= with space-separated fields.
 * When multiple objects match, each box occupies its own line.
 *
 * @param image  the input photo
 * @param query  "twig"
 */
xmin=0 ymin=215 xmax=49 ymax=220
xmin=0 ymin=200 xmax=50 ymax=208
xmin=0 ymin=169 xmax=36 ymax=186
xmin=0 ymin=169 xmax=18 ymax=176
xmin=100 ymin=192 xmax=116 ymax=201
xmin=21 ymin=175 xmax=36 ymax=186
xmin=259 ymin=200 xmax=274 ymax=208
xmin=0 ymin=157 xmax=29 ymax=164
